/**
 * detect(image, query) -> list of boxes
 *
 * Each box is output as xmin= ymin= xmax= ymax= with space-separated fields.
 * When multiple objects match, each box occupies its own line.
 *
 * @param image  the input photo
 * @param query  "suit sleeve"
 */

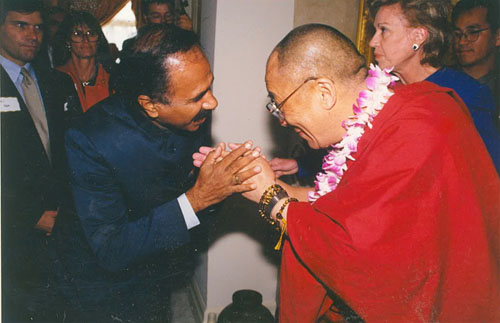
xmin=65 ymin=127 xmax=190 ymax=272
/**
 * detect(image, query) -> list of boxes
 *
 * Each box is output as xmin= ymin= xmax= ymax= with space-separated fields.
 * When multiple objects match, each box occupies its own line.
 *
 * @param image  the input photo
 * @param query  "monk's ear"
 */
xmin=495 ymin=27 xmax=500 ymax=47
xmin=316 ymin=78 xmax=336 ymax=111
xmin=137 ymin=95 xmax=159 ymax=118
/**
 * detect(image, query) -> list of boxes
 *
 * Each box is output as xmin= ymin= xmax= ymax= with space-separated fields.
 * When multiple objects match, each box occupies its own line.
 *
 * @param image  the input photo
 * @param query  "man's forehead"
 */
xmin=265 ymin=52 xmax=280 ymax=80
xmin=165 ymin=47 xmax=210 ymax=80
xmin=149 ymin=3 xmax=172 ymax=13
xmin=455 ymin=7 xmax=488 ymax=27
xmin=6 ymin=11 xmax=42 ymax=23
xmin=167 ymin=47 xmax=205 ymax=65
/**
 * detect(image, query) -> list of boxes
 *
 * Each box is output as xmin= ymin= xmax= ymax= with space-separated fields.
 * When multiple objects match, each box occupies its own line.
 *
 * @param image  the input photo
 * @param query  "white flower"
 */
xmin=308 ymin=65 xmax=398 ymax=203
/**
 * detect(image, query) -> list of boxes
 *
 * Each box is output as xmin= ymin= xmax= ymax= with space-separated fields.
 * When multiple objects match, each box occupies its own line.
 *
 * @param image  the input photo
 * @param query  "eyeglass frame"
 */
xmin=453 ymin=27 xmax=490 ymax=42
xmin=70 ymin=30 xmax=99 ymax=43
xmin=147 ymin=12 xmax=175 ymax=23
xmin=266 ymin=77 xmax=318 ymax=121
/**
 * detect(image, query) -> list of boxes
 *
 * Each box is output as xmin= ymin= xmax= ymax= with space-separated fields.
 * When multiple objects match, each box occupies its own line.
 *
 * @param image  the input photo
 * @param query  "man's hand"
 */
xmin=35 ymin=210 xmax=58 ymax=236
xmin=193 ymin=142 xmax=263 ymax=167
xmin=176 ymin=14 xmax=193 ymax=30
xmin=186 ymin=141 xmax=262 ymax=212
xmin=269 ymin=158 xmax=299 ymax=177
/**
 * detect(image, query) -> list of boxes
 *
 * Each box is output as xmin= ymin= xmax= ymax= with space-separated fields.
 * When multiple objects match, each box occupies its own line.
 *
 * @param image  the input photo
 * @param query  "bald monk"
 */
xmin=196 ymin=24 xmax=500 ymax=322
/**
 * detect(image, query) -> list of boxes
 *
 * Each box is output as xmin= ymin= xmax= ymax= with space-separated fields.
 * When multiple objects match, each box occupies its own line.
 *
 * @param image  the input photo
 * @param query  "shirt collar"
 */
xmin=0 ymin=54 xmax=33 ymax=82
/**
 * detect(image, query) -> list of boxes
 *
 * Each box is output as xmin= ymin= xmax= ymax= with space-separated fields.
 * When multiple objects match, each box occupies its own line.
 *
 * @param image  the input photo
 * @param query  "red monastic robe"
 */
xmin=280 ymin=81 xmax=500 ymax=322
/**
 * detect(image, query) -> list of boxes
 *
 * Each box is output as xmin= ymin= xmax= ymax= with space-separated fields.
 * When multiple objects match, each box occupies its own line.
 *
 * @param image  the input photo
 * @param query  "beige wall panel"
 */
xmin=294 ymin=0 xmax=361 ymax=42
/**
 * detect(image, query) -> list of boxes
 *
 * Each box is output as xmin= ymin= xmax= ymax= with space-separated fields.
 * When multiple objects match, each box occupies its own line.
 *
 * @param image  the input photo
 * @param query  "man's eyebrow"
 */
xmin=10 ymin=20 xmax=29 ymax=25
xmin=465 ymin=24 xmax=484 ymax=29
xmin=455 ymin=23 xmax=483 ymax=30
xmin=188 ymin=78 xmax=214 ymax=103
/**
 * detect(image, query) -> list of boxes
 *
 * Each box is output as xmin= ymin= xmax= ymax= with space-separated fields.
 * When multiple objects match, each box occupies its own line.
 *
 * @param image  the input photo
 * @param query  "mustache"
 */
xmin=192 ymin=109 xmax=211 ymax=122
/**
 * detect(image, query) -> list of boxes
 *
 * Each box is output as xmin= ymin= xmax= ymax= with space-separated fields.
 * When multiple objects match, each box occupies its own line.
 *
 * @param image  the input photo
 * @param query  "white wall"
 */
xmin=198 ymin=0 xmax=361 ymax=320
xmin=199 ymin=0 xmax=295 ymax=319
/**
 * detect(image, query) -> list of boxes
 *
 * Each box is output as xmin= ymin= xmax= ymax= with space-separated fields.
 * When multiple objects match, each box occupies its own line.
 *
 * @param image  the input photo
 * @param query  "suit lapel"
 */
xmin=1 ymin=65 xmax=51 ymax=164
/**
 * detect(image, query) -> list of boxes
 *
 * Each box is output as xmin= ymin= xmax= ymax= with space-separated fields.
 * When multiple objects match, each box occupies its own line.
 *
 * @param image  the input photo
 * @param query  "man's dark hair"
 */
xmin=452 ymin=0 xmax=499 ymax=31
xmin=111 ymin=24 xmax=200 ymax=104
xmin=142 ymin=0 xmax=174 ymax=16
xmin=0 ymin=0 xmax=43 ymax=24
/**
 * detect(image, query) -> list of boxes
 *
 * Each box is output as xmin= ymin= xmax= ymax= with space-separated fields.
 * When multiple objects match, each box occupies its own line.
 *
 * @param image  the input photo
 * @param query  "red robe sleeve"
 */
xmin=280 ymin=81 xmax=500 ymax=322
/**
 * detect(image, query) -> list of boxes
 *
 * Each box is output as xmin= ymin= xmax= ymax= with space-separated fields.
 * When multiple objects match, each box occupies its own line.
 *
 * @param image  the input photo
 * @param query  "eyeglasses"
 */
xmin=453 ymin=27 xmax=490 ymax=42
xmin=266 ymin=77 xmax=317 ymax=121
xmin=71 ymin=30 xmax=99 ymax=43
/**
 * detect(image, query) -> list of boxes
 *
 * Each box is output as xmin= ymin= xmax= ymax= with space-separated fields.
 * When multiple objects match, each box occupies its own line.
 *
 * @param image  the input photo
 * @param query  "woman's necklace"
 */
xmin=76 ymin=63 xmax=97 ymax=87
xmin=308 ymin=64 xmax=399 ymax=203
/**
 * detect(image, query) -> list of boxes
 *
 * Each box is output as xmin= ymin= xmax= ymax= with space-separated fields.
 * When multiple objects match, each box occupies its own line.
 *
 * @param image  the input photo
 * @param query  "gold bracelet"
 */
xmin=274 ymin=197 xmax=298 ymax=250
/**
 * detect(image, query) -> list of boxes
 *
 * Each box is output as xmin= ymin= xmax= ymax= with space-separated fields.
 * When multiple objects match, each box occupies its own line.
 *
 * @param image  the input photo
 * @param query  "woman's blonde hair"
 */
xmin=369 ymin=0 xmax=451 ymax=67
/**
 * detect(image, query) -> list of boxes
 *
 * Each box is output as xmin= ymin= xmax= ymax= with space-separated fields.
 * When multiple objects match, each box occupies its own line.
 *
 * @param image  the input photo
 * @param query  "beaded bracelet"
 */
xmin=274 ymin=197 xmax=298 ymax=250
xmin=258 ymin=184 xmax=287 ymax=227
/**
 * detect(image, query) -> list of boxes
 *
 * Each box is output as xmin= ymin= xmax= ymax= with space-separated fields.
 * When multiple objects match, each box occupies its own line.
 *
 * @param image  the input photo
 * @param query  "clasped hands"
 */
xmin=190 ymin=141 xmax=276 ymax=206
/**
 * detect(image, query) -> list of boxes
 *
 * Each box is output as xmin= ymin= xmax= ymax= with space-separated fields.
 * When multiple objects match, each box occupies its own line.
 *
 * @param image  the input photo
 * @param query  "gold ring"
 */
xmin=233 ymin=175 xmax=241 ymax=185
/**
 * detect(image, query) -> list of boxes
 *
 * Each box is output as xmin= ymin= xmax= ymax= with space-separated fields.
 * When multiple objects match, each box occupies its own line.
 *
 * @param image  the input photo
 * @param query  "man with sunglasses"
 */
xmin=452 ymin=0 xmax=499 ymax=118
xmin=0 ymin=0 xmax=79 ymax=321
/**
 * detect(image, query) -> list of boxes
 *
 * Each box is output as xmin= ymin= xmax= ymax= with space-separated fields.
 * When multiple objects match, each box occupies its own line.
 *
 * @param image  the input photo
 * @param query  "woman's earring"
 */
xmin=412 ymin=43 xmax=419 ymax=51
xmin=66 ymin=44 xmax=72 ymax=51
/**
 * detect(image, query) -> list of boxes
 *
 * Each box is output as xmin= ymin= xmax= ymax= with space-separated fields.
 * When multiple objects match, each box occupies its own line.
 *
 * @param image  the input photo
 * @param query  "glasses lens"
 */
xmin=87 ymin=31 xmax=98 ymax=41
xmin=71 ymin=30 xmax=98 ymax=42
xmin=266 ymin=102 xmax=283 ymax=120
xmin=467 ymin=30 xmax=481 ymax=42
xmin=71 ymin=31 xmax=81 ymax=42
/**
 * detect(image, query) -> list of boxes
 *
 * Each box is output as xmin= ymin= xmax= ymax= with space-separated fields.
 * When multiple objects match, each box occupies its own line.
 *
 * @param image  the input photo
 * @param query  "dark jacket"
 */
xmin=54 ymin=95 xmax=209 ymax=319
xmin=1 ymin=61 xmax=78 ymax=286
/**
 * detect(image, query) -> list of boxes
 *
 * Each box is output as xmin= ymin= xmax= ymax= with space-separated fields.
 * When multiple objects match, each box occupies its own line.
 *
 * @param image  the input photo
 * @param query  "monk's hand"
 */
xmin=241 ymin=157 xmax=277 ymax=203
xmin=269 ymin=158 xmax=298 ymax=177
xmin=192 ymin=142 xmax=226 ymax=167
xmin=186 ymin=141 xmax=262 ymax=212
xmin=192 ymin=142 xmax=264 ymax=167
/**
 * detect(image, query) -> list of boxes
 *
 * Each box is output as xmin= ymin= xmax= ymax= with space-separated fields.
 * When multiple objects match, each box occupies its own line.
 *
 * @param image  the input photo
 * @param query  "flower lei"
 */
xmin=308 ymin=64 xmax=399 ymax=203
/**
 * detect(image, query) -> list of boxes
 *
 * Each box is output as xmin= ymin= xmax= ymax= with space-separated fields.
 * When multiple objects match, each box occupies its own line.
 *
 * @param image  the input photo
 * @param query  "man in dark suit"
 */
xmin=0 ymin=0 xmax=79 ymax=321
xmin=54 ymin=24 xmax=261 ymax=322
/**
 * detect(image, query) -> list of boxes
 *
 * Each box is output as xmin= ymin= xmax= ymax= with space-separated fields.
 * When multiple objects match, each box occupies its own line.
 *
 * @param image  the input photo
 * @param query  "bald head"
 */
xmin=271 ymin=24 xmax=367 ymax=84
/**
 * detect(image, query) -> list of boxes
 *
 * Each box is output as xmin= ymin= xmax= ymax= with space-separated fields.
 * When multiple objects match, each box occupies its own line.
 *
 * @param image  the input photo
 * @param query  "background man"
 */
xmin=452 ymin=0 xmax=499 ymax=115
xmin=40 ymin=5 xmax=66 ymax=68
xmin=0 ymin=0 xmax=79 ymax=321
xmin=122 ymin=0 xmax=192 ymax=56
xmin=54 ymin=24 xmax=261 ymax=322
